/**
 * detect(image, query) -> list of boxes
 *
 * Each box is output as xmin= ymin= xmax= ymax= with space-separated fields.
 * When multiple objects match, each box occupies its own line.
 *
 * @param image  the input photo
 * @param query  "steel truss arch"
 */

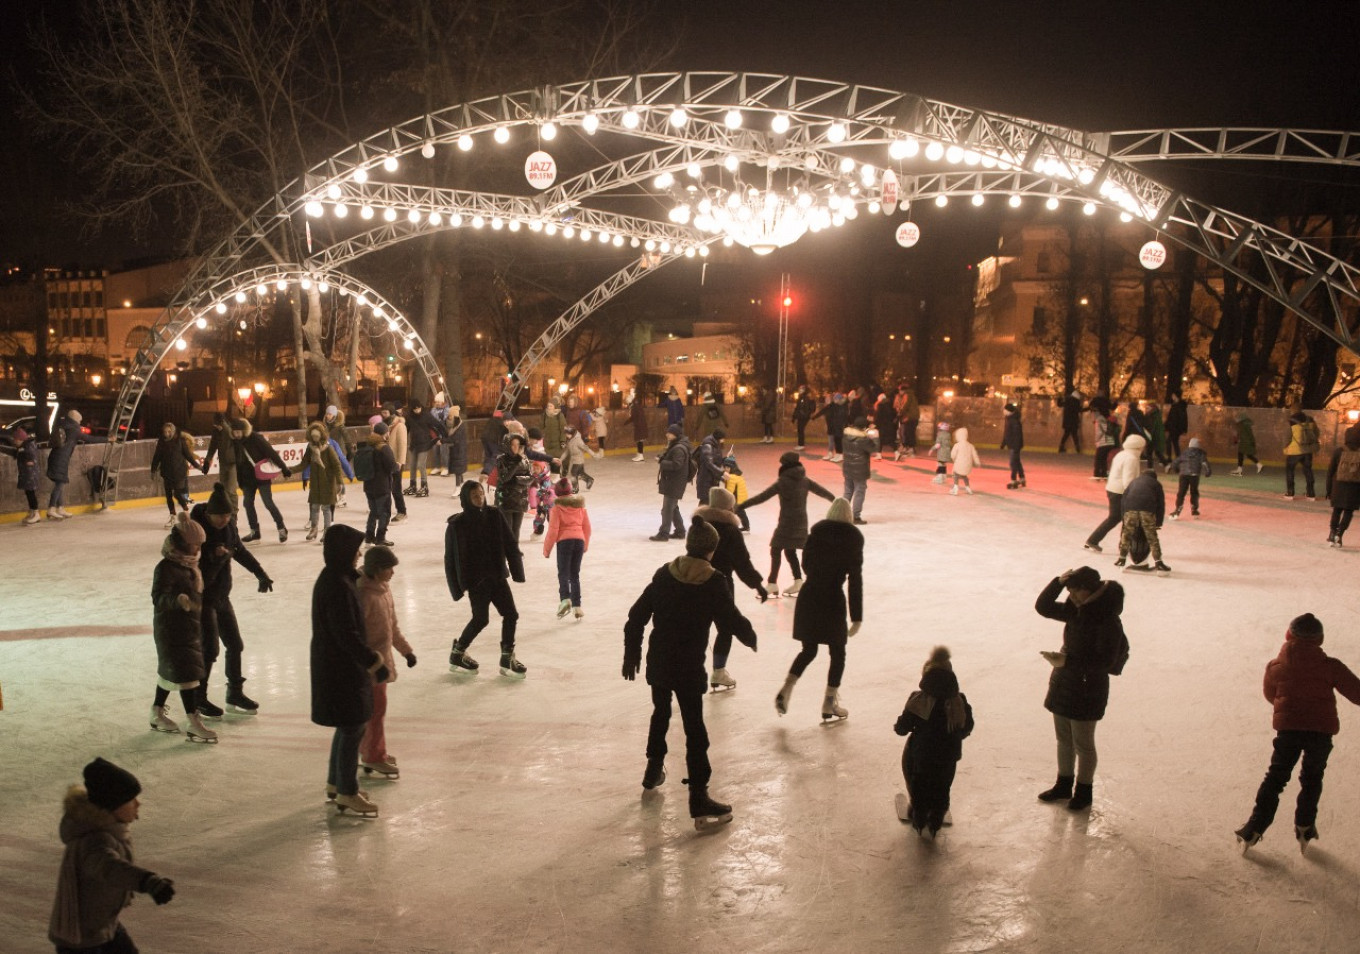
xmin=100 ymin=267 xmax=437 ymax=506
xmin=1102 ymin=128 xmax=1360 ymax=167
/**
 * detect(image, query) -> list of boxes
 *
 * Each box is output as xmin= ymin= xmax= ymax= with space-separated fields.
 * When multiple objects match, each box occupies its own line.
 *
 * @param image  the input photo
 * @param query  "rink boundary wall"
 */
xmin=0 ymin=402 xmax=1348 ymax=519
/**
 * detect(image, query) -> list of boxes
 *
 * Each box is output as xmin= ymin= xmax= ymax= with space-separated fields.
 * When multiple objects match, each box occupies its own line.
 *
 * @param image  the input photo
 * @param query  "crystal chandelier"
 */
xmin=685 ymin=187 xmax=838 ymax=255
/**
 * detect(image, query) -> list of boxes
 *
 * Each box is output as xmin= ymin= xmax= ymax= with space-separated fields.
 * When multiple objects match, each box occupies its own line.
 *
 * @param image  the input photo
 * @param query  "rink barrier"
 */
xmin=0 ymin=403 xmax=1346 ymax=519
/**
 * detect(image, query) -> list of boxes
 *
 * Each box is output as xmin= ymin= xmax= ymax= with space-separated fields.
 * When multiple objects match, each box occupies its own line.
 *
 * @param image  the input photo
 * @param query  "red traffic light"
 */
xmin=782 ymin=295 xmax=793 ymax=308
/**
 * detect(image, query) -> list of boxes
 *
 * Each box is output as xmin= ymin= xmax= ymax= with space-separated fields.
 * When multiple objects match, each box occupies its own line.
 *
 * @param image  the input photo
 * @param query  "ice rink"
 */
xmin=2 ymin=442 xmax=1357 ymax=954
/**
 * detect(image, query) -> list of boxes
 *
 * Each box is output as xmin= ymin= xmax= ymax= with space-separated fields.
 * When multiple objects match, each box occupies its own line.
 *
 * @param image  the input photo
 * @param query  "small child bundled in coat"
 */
xmin=593 ymin=406 xmax=609 ymax=451
xmin=722 ymin=454 xmax=750 ymax=533
xmin=1236 ymin=613 xmax=1360 ymax=852
xmin=948 ymin=426 xmax=982 ymax=495
xmin=357 ymin=545 xmax=416 ymax=780
xmin=562 ymin=425 xmax=602 ymax=492
xmin=543 ymin=476 xmax=591 ymax=619
xmin=894 ymin=646 xmax=974 ymax=838
xmin=1170 ymin=437 xmax=1211 ymax=519
xmin=49 ymin=758 xmax=176 ymax=952
xmin=928 ymin=421 xmax=953 ymax=484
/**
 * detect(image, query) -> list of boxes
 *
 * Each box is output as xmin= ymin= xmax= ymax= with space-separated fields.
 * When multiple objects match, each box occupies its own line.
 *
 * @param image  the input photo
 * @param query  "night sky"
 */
xmin=3 ymin=0 xmax=1359 ymax=267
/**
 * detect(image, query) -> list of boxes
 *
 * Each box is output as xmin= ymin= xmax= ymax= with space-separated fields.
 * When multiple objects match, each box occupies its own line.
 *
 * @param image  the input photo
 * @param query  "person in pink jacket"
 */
xmin=1235 ymin=613 xmax=1360 ymax=852
xmin=357 ymin=546 xmax=416 ymax=779
xmin=543 ymin=477 xmax=591 ymax=620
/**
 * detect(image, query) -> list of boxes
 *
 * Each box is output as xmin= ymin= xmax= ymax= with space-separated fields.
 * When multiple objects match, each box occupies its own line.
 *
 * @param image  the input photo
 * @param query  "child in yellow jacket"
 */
xmin=723 ymin=455 xmax=750 ymax=532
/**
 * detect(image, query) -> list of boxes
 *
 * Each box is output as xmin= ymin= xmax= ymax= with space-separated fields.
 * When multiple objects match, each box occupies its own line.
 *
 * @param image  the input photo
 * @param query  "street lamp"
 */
xmin=236 ymin=387 xmax=251 ymax=403
xmin=253 ymin=381 xmax=266 ymax=395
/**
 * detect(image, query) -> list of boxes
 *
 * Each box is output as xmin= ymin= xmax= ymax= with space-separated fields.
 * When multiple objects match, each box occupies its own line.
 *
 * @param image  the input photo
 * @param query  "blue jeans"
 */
xmin=555 ymin=538 xmax=585 ymax=605
xmin=328 ymin=723 xmax=366 ymax=796
xmin=842 ymin=474 xmax=866 ymax=518
xmin=366 ymin=492 xmax=391 ymax=542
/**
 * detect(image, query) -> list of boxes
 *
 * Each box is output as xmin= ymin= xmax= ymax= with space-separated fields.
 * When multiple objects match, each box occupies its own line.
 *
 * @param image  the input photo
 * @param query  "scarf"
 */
xmin=903 ymin=690 xmax=968 ymax=734
xmin=161 ymin=535 xmax=204 ymax=593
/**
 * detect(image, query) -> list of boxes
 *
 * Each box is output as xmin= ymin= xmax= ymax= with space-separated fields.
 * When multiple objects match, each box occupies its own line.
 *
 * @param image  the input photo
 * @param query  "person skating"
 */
xmin=693 ymin=486 xmax=769 ymax=691
xmin=479 ymin=409 xmax=507 ymax=484
xmin=1282 ymin=409 xmax=1321 ymax=500
xmin=948 ymin=426 xmax=981 ymax=496
xmin=740 ymin=450 xmax=836 ymax=595
xmin=201 ymin=411 xmax=240 ymax=517
xmin=44 ymin=409 xmax=87 ymax=520
xmin=445 ymin=480 xmax=529 ymax=677
xmin=561 ymin=425 xmax=601 ymax=492
xmin=841 ymin=416 xmax=878 ymax=521
xmin=311 ymin=524 xmax=390 ymax=817
xmin=893 ymin=384 xmax=920 ymax=460
xmin=651 ymin=424 xmax=693 ymax=541
xmin=628 ymin=388 xmax=650 ymax=461
xmin=150 ymin=422 xmax=201 ymax=528
xmin=0 ymin=425 xmax=42 ymax=524
xmin=191 ymin=483 xmax=274 ymax=717
xmin=1092 ymin=407 xmax=1120 ymax=480
xmin=1231 ymin=412 xmax=1263 ymax=476
xmin=148 ymin=513 xmax=218 ymax=742
xmin=379 ymin=403 xmax=410 ymax=522
xmin=1001 ymin=402 xmax=1026 ymax=489
xmin=696 ymin=393 xmax=729 ymax=443
xmin=495 ymin=431 xmax=555 ymax=539
xmin=1059 ymin=389 xmax=1084 ymax=453
xmin=791 ymin=385 xmax=816 ymax=450
xmin=49 ymin=758 xmax=176 ymax=952
xmin=695 ymin=427 xmax=727 ymax=505
xmin=894 ymin=646 xmax=975 ymax=838
xmin=722 ymin=454 xmax=750 ymax=533
xmin=758 ymin=388 xmax=778 ymax=443
xmin=229 ymin=418 xmax=291 ymax=543
xmin=928 ymin=422 xmax=952 ymax=484
xmin=1235 ymin=613 xmax=1360 ymax=852
xmin=622 ymin=516 xmax=757 ymax=829
xmin=1034 ymin=566 xmax=1129 ymax=811
xmin=321 ymin=404 xmax=352 ymax=511
xmin=444 ymin=401 xmax=469 ymax=486
xmin=661 ymin=386 xmax=686 ymax=432
xmin=355 ymin=421 xmax=400 ymax=547
xmin=1165 ymin=393 xmax=1189 ymax=460
xmin=357 ymin=545 xmax=416 ymax=780
xmin=774 ymin=498 xmax=863 ymax=723
xmin=1115 ymin=468 xmax=1171 ymax=574
xmin=1325 ymin=422 xmax=1360 ymax=547
xmin=872 ymin=392 xmax=896 ymax=460
xmin=543 ymin=477 xmax=591 ymax=620
xmin=298 ymin=423 xmax=344 ymax=541
xmin=1084 ymin=434 xmax=1145 ymax=553
xmin=404 ymin=398 xmax=446 ymax=497
xmin=811 ymin=391 xmax=849 ymax=461
xmin=1169 ymin=437 xmax=1211 ymax=519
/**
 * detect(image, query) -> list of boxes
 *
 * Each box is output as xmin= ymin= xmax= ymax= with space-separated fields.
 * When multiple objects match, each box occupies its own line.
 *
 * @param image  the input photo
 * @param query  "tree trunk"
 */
xmin=1061 ymin=220 xmax=1084 ymax=396
xmin=439 ymin=240 xmax=467 ymax=404
xmin=1140 ymin=268 xmax=1156 ymax=398
xmin=1164 ymin=245 xmax=1195 ymax=399
xmin=292 ymin=298 xmax=310 ymax=428
xmin=1094 ymin=225 xmax=1114 ymax=397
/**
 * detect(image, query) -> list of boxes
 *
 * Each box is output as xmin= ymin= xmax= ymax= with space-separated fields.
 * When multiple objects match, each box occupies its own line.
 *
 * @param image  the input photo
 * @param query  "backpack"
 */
xmin=1337 ymin=448 xmax=1360 ymax=483
xmin=686 ymin=447 xmax=699 ymax=483
xmin=50 ymin=422 xmax=67 ymax=450
xmin=1299 ymin=420 xmax=1320 ymax=453
xmin=352 ymin=444 xmax=376 ymax=481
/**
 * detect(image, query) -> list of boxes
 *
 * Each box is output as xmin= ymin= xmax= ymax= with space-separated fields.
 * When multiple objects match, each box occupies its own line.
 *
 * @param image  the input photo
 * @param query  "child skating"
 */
xmin=358 ymin=545 xmax=416 ymax=780
xmin=722 ymin=455 xmax=750 ymax=532
xmin=543 ymin=477 xmax=591 ymax=620
xmin=928 ymin=421 xmax=953 ymax=484
xmin=1170 ymin=437 xmax=1211 ymax=518
xmin=894 ymin=646 xmax=974 ymax=838
xmin=1232 ymin=412 xmax=1263 ymax=476
xmin=948 ymin=426 xmax=981 ymax=495
xmin=1001 ymin=403 xmax=1026 ymax=489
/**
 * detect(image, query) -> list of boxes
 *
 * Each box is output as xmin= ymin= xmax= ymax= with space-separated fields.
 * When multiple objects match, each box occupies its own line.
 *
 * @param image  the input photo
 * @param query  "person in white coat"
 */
xmin=948 ymin=427 xmax=982 ymax=496
xmin=1084 ymin=434 xmax=1146 ymax=552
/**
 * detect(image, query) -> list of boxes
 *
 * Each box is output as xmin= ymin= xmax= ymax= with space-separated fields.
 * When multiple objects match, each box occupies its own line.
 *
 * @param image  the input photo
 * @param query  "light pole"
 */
xmin=776 ymin=272 xmax=791 ymax=438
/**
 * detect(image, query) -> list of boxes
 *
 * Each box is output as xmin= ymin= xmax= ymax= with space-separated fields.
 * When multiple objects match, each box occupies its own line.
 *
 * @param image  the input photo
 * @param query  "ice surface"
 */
xmin=2 ymin=446 xmax=1357 ymax=953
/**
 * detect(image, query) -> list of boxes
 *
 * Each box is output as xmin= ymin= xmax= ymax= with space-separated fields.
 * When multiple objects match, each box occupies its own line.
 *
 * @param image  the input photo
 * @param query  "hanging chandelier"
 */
xmin=675 ymin=186 xmax=849 ymax=255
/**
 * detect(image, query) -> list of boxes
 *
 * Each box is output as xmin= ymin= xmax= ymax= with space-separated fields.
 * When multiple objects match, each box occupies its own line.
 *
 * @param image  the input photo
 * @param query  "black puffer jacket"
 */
xmin=894 ymin=667 xmax=975 ymax=763
xmin=45 ymin=416 xmax=85 ymax=483
xmin=742 ymin=454 xmax=836 ymax=550
xmin=624 ymin=555 xmax=757 ymax=692
xmin=152 ymin=557 xmax=204 ymax=686
xmin=151 ymin=426 xmax=196 ymax=485
xmin=408 ymin=407 xmax=446 ymax=453
xmin=693 ymin=505 xmax=764 ymax=592
xmin=190 ymin=503 xmax=266 ymax=600
xmin=791 ymin=519 xmax=864 ymax=644
xmin=495 ymin=446 xmax=533 ymax=514
xmin=230 ymin=419 xmax=289 ymax=489
xmin=445 ymin=481 xmax=526 ymax=601
xmin=695 ymin=434 xmax=726 ymax=502
xmin=656 ymin=436 xmax=693 ymax=498
xmin=1120 ymin=472 xmax=1165 ymax=525
xmin=310 ymin=525 xmax=382 ymax=727
xmin=1035 ymin=576 xmax=1126 ymax=721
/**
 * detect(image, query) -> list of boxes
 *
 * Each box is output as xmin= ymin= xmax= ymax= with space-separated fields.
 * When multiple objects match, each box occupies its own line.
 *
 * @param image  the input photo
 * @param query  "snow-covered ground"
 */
xmin=2 ymin=443 xmax=1356 ymax=953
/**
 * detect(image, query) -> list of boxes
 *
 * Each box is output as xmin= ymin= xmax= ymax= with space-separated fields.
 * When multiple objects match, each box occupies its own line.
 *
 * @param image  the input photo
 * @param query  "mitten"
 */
xmin=141 ymin=874 xmax=175 ymax=905
xmin=405 ymin=653 xmax=417 ymax=668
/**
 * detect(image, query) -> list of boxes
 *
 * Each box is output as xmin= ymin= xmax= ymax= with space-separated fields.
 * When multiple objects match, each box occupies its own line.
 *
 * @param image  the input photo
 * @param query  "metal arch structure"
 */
xmin=99 ymin=267 xmax=436 ymax=505
xmin=103 ymin=70 xmax=1360 ymax=504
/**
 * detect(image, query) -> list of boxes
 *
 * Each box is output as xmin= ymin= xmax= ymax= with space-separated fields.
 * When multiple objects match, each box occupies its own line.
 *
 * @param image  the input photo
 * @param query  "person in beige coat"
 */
xmin=381 ymin=403 xmax=410 ymax=521
xmin=357 ymin=546 xmax=416 ymax=778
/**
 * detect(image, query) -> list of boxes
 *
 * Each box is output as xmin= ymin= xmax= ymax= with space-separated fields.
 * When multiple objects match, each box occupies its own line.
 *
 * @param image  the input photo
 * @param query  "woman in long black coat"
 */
xmin=740 ymin=451 xmax=836 ymax=594
xmin=1033 ymin=567 xmax=1127 ymax=811
xmin=148 ymin=515 xmax=216 ymax=742
xmin=311 ymin=524 xmax=387 ymax=816
xmin=1326 ymin=422 xmax=1360 ymax=547
xmin=773 ymin=498 xmax=863 ymax=722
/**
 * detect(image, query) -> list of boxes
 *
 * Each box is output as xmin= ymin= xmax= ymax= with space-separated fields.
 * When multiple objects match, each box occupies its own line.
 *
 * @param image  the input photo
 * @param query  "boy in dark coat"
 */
xmin=49 ymin=758 xmax=175 ymax=952
xmin=1170 ymin=437 xmax=1211 ymax=519
xmin=695 ymin=428 xmax=727 ymax=504
xmin=1034 ymin=566 xmax=1127 ymax=811
xmin=895 ymin=646 xmax=975 ymax=838
xmin=1326 ymin=422 xmax=1360 ymax=547
xmin=446 ymin=480 xmax=529 ymax=677
xmin=191 ymin=482 xmax=274 ymax=716
xmin=623 ymin=516 xmax=758 ymax=828
xmin=1236 ymin=613 xmax=1360 ymax=851
xmin=311 ymin=524 xmax=389 ymax=817
xmin=692 ymin=486 xmax=769 ymax=691
xmin=1001 ymin=402 xmax=1026 ymax=489
xmin=651 ymin=424 xmax=693 ymax=541
xmin=150 ymin=422 xmax=201 ymax=526
xmin=359 ymin=422 xmax=401 ymax=547
xmin=1116 ymin=468 xmax=1169 ymax=573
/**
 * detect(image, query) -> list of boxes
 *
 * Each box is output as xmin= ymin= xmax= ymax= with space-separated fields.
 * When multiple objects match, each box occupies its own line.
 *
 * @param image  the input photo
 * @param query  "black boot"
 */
xmin=226 ymin=681 xmax=259 ymax=714
xmin=688 ymin=786 xmax=732 ymax=820
xmin=642 ymin=758 xmax=666 ymax=790
xmin=1037 ymin=776 xmax=1074 ymax=802
xmin=1067 ymin=782 xmax=1093 ymax=811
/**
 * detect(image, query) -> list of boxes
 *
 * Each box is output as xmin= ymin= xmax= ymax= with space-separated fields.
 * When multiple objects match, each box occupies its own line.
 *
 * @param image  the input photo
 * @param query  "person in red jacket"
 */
xmin=1235 ymin=613 xmax=1360 ymax=851
xmin=543 ymin=477 xmax=591 ymax=620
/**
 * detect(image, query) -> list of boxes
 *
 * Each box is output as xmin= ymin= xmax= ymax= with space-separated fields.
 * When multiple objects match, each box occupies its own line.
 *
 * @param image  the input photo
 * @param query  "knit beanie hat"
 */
xmin=826 ymin=498 xmax=854 ymax=524
xmin=363 ymin=545 xmax=399 ymax=575
xmin=325 ymin=405 xmax=338 ymax=418
xmin=172 ymin=513 xmax=207 ymax=552
xmin=206 ymin=482 xmax=233 ymax=515
xmin=372 ymin=421 xmax=389 ymax=436
xmin=711 ymin=428 xmax=726 ymax=441
xmin=368 ymin=414 xmax=383 ymax=427
xmin=83 ymin=757 xmax=141 ymax=811
xmin=667 ymin=423 xmax=684 ymax=437
xmin=554 ymin=477 xmax=574 ymax=497
xmin=779 ymin=451 xmax=801 ymax=468
xmin=922 ymin=645 xmax=953 ymax=675
xmin=685 ymin=515 xmax=720 ymax=556
xmin=853 ymin=416 xmax=869 ymax=429
xmin=708 ymin=486 xmax=736 ymax=511
xmin=1289 ymin=613 xmax=1324 ymax=642
xmin=1004 ymin=402 xmax=1018 ymax=414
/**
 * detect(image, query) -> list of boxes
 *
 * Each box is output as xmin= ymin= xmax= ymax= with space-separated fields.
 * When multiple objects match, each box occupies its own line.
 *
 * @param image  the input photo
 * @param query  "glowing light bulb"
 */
xmin=305 ymin=201 xmax=324 ymax=217
xmin=360 ymin=205 xmax=374 ymax=220
xmin=214 ymin=301 xmax=227 ymax=313
xmin=428 ymin=210 xmax=442 ymax=226
xmin=458 ymin=134 xmax=473 ymax=151
xmin=945 ymin=145 xmax=963 ymax=164
xmin=1083 ymin=202 xmax=1097 ymax=215
xmin=196 ymin=316 xmax=208 ymax=328
xmin=493 ymin=127 xmax=510 ymax=144
xmin=407 ymin=209 xmax=422 ymax=223
xmin=582 ymin=112 xmax=599 ymax=134
xmin=421 ymin=142 xmax=435 ymax=159
xmin=826 ymin=122 xmax=847 ymax=144
xmin=353 ymin=167 xmax=368 ymax=183
xmin=325 ymin=184 xmax=341 ymax=199
xmin=724 ymin=109 xmax=742 ymax=129
xmin=383 ymin=156 xmax=398 ymax=172
xmin=235 ymin=291 xmax=246 ymax=303
xmin=935 ymin=195 xmax=948 ymax=207
xmin=771 ymin=113 xmax=790 ymax=134
xmin=622 ymin=109 xmax=640 ymax=129
xmin=1045 ymin=197 xmax=1060 ymax=211
xmin=1008 ymin=194 xmax=1022 ymax=208
xmin=724 ymin=155 xmax=739 ymax=172
xmin=654 ymin=172 xmax=674 ymax=189
xmin=383 ymin=208 xmax=396 ymax=222
xmin=669 ymin=108 xmax=688 ymax=128
xmin=541 ymin=122 xmax=557 ymax=141
xmin=925 ymin=142 xmax=944 ymax=161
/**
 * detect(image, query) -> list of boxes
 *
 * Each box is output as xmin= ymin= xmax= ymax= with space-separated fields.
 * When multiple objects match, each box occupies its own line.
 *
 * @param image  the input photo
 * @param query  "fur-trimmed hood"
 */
xmin=693 ymin=504 xmax=740 ymax=527
xmin=553 ymin=492 xmax=585 ymax=508
xmin=58 ymin=787 xmax=126 ymax=846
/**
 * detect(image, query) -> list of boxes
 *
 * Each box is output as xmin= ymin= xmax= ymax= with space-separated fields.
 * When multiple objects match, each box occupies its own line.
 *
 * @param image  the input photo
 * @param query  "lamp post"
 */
xmin=776 ymin=272 xmax=791 ymax=437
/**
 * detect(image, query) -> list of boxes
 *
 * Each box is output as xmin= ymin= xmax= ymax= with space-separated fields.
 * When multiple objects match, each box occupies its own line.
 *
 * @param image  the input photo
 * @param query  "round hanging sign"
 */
xmin=1138 ymin=240 xmax=1167 ymax=270
xmin=525 ymin=151 xmax=557 ymax=190
xmin=880 ymin=170 xmax=898 ymax=215
xmin=895 ymin=221 xmax=921 ymax=248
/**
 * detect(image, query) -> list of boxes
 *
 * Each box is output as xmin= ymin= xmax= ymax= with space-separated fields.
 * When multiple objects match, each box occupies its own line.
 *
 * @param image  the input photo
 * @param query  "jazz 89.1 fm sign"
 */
xmin=1139 ymin=240 xmax=1167 ymax=270
xmin=525 ymin=151 xmax=557 ymax=190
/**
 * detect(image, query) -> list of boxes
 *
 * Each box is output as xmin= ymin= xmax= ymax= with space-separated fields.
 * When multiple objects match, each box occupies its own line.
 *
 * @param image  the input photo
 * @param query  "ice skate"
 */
xmin=632 ymin=453 xmax=645 ymax=462
xmin=149 ymin=705 xmax=181 ymax=733
xmin=361 ymin=758 xmax=400 ymax=780
xmin=641 ymin=758 xmax=666 ymax=790
xmin=556 ymin=598 xmax=572 ymax=619
xmin=1083 ymin=542 xmax=1103 ymax=553
xmin=225 ymin=686 xmax=258 ymax=714
xmin=334 ymin=791 xmax=379 ymax=817
xmin=1230 ymin=467 xmax=1243 ymax=477
xmin=403 ymin=484 xmax=416 ymax=495
xmin=416 ymin=485 xmax=430 ymax=497
xmin=830 ymin=454 xmax=843 ymax=463
xmin=688 ymin=786 xmax=733 ymax=831
xmin=948 ymin=484 xmax=958 ymax=495
xmin=1191 ymin=510 xmax=1200 ymax=518
xmin=1006 ymin=480 xmax=1017 ymax=489
xmin=1154 ymin=560 xmax=1172 ymax=575
xmin=278 ymin=527 xmax=288 ymax=543
xmin=894 ymin=793 xmax=912 ymax=823
xmin=893 ymin=450 xmax=902 ymax=462
xmin=242 ymin=529 xmax=261 ymax=543
xmin=499 ymin=651 xmax=527 ymax=678
xmin=1296 ymin=824 xmax=1318 ymax=854
xmin=325 ymin=784 xmax=337 ymax=801
xmin=392 ymin=512 xmax=407 ymax=523
xmin=1113 ymin=556 xmax=1126 ymax=567
xmin=197 ymin=698 xmax=224 ymax=720
xmin=1282 ymin=494 xmax=1295 ymax=501
xmin=932 ymin=474 xmax=945 ymax=484
xmin=305 ymin=525 xmax=318 ymax=541
xmin=1256 ymin=461 xmax=1264 ymax=474
xmin=774 ymin=675 xmax=798 ymax=716
xmin=163 ymin=515 xmax=176 ymax=529
xmin=709 ymin=668 xmax=736 ymax=693
xmin=448 ymin=647 xmax=479 ymax=673
xmin=1235 ymin=824 xmax=1262 ymax=851
xmin=782 ymin=579 xmax=804 ymax=597
xmin=46 ymin=509 xmax=66 ymax=521
xmin=57 ymin=507 xmax=73 ymax=518
xmin=573 ymin=607 xmax=584 ymax=620
xmin=1169 ymin=509 xmax=1180 ymax=520
xmin=23 ymin=510 xmax=40 ymax=525
xmin=185 ymin=711 xmax=219 ymax=743
xmin=1126 ymin=561 xmax=1152 ymax=572
xmin=794 ymin=444 xmax=805 ymax=451
xmin=820 ymin=687 xmax=848 ymax=725
xmin=964 ymin=485 xmax=974 ymax=495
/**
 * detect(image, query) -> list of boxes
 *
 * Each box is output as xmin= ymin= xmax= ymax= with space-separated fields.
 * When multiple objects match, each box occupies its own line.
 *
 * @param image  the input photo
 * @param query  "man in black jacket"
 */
xmin=191 ymin=482 xmax=274 ymax=716
xmin=445 ymin=480 xmax=528 ymax=677
xmin=651 ymin=424 xmax=692 ymax=541
xmin=623 ymin=516 xmax=758 ymax=828
xmin=358 ymin=422 xmax=401 ymax=547
xmin=692 ymin=487 xmax=768 ymax=691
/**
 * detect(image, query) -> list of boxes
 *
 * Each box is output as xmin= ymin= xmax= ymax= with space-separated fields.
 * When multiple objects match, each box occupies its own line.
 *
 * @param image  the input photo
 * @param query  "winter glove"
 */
xmin=141 ymin=874 xmax=175 ymax=905
xmin=281 ymin=466 xmax=293 ymax=479
xmin=176 ymin=593 xmax=193 ymax=612
xmin=847 ymin=621 xmax=861 ymax=638
xmin=301 ymin=479 xmax=308 ymax=491
xmin=756 ymin=585 xmax=770 ymax=603
xmin=622 ymin=649 xmax=641 ymax=681
xmin=257 ymin=576 xmax=274 ymax=594
xmin=405 ymin=653 xmax=417 ymax=668
xmin=374 ymin=665 xmax=390 ymax=683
